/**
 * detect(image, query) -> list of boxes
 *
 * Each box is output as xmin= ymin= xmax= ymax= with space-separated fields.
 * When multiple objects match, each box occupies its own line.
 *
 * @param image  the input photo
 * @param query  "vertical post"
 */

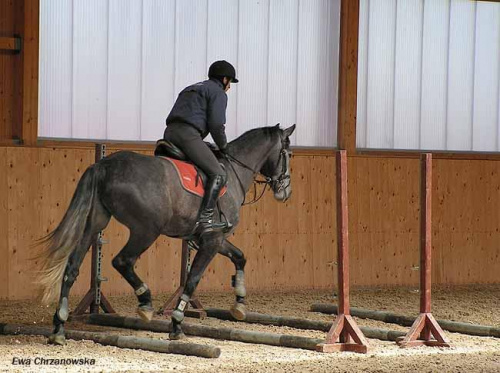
xmin=73 ymin=144 xmax=115 ymax=316
xmin=421 ymin=153 xmax=432 ymax=314
xmin=13 ymin=0 xmax=39 ymax=145
xmin=397 ymin=153 xmax=450 ymax=348
xmin=89 ymin=144 xmax=106 ymax=313
xmin=316 ymin=150 xmax=368 ymax=353
xmin=161 ymin=240 xmax=206 ymax=319
xmin=337 ymin=0 xmax=360 ymax=153
xmin=337 ymin=149 xmax=350 ymax=343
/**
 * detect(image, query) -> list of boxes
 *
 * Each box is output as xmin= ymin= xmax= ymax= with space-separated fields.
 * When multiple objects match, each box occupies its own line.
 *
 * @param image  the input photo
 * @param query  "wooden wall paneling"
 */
xmin=309 ymin=156 xmax=336 ymax=289
xmin=4 ymin=147 xmax=500 ymax=299
xmin=145 ymin=237 xmax=181 ymax=295
xmin=349 ymin=156 xmax=368 ymax=285
xmin=283 ymin=155 xmax=313 ymax=234
xmin=311 ymin=156 xmax=336 ymax=234
xmin=270 ymin=155 xmax=313 ymax=287
xmin=6 ymin=147 xmax=42 ymax=299
xmin=229 ymin=233 xmax=267 ymax=290
xmin=0 ymin=148 xmax=9 ymax=298
xmin=280 ymin=232 xmax=313 ymax=288
xmin=312 ymin=233 xmax=336 ymax=290
xmin=41 ymin=148 xmax=93 ymax=297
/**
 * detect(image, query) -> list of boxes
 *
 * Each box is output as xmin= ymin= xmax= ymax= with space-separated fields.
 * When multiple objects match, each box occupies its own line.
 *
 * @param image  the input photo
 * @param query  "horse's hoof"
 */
xmin=48 ymin=334 xmax=66 ymax=346
xmin=169 ymin=331 xmax=186 ymax=340
xmin=137 ymin=305 xmax=154 ymax=322
xmin=230 ymin=302 xmax=246 ymax=321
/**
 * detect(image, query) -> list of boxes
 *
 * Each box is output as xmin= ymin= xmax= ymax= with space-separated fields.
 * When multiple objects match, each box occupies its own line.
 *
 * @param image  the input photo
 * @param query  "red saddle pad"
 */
xmin=159 ymin=157 xmax=227 ymax=198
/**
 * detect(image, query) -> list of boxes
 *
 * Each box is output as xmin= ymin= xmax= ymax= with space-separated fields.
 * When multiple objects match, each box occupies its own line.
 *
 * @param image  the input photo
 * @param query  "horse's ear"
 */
xmin=283 ymin=124 xmax=296 ymax=138
xmin=274 ymin=123 xmax=280 ymax=129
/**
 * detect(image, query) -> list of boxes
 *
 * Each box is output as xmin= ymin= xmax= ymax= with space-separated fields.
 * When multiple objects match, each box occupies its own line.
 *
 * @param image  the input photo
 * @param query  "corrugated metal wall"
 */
xmin=39 ymin=0 xmax=340 ymax=147
xmin=357 ymin=0 xmax=500 ymax=152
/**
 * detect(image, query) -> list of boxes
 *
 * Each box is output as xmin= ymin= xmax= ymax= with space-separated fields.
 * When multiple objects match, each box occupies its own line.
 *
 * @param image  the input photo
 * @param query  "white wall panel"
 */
xmin=420 ymin=0 xmax=450 ymax=150
xmin=72 ymin=0 xmax=108 ymax=139
xmin=297 ymin=0 xmax=339 ymax=147
xmin=39 ymin=0 xmax=340 ymax=147
xmin=175 ymin=0 xmax=208 ymax=93
xmin=365 ymin=0 xmax=396 ymax=148
xmin=473 ymin=2 xmax=500 ymax=151
xmin=358 ymin=0 xmax=500 ymax=152
xmin=356 ymin=0 xmax=369 ymax=148
xmin=107 ymin=0 xmax=142 ymax=140
xmin=206 ymin=0 xmax=239 ymax=141
xmin=237 ymin=0 xmax=270 ymax=135
xmin=39 ymin=0 xmax=73 ymax=138
xmin=393 ymin=0 xmax=423 ymax=149
xmin=140 ymin=0 xmax=176 ymax=141
xmin=268 ymin=0 xmax=299 ymax=144
xmin=447 ymin=0 xmax=475 ymax=151
xmin=320 ymin=0 xmax=340 ymax=148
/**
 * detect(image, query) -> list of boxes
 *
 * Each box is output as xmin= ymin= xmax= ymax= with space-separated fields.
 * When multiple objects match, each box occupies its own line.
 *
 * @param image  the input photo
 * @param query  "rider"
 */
xmin=164 ymin=60 xmax=238 ymax=237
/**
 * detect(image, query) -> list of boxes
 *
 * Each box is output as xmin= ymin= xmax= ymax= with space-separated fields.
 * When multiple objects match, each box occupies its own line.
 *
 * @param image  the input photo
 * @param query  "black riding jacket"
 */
xmin=166 ymin=78 xmax=228 ymax=150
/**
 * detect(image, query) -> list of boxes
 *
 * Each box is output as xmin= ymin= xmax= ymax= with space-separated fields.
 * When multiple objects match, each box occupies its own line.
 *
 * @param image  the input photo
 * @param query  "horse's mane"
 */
xmin=229 ymin=126 xmax=280 ymax=147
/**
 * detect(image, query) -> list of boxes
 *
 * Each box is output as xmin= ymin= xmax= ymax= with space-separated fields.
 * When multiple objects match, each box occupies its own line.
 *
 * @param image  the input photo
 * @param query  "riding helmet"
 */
xmin=208 ymin=60 xmax=239 ymax=83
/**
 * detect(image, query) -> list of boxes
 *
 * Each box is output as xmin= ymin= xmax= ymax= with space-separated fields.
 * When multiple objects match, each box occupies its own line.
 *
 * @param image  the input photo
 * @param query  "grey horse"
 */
xmin=37 ymin=124 xmax=296 ymax=344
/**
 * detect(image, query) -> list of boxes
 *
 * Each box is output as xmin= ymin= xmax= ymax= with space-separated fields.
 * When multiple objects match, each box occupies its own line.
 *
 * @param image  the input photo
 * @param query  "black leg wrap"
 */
xmin=236 ymin=296 xmax=246 ymax=304
xmin=137 ymin=289 xmax=152 ymax=307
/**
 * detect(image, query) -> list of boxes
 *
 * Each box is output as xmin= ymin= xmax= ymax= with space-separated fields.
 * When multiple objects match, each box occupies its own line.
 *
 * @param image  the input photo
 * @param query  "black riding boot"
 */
xmin=193 ymin=175 xmax=229 ymax=236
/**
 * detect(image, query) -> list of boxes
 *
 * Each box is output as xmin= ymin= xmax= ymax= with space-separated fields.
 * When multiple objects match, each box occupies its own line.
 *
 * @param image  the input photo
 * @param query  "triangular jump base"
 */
xmin=397 ymin=313 xmax=450 ymax=347
xmin=317 ymin=314 xmax=368 ymax=353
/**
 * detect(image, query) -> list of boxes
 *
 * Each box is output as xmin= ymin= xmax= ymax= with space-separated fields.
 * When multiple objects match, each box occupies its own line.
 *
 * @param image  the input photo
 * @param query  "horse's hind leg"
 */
xmin=50 ymin=207 xmax=111 ymax=345
xmin=112 ymin=229 xmax=159 ymax=322
xmin=218 ymin=239 xmax=247 ymax=320
xmin=170 ymin=234 xmax=221 ymax=340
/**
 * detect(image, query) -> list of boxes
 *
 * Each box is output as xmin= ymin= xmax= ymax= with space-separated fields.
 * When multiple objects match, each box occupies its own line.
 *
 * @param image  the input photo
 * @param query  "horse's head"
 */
xmin=260 ymin=124 xmax=296 ymax=202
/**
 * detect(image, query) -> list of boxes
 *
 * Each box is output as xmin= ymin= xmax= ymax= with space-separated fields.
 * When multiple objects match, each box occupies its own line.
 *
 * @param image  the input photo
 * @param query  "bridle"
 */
xmin=224 ymin=143 xmax=291 ymax=206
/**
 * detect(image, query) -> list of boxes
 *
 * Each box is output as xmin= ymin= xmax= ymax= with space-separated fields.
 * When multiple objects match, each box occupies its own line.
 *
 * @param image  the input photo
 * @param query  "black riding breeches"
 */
xmin=163 ymin=122 xmax=226 ymax=178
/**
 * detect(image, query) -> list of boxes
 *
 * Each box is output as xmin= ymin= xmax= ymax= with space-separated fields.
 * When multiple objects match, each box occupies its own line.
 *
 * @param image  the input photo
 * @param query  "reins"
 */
xmin=223 ymin=152 xmax=271 ymax=206
xmin=223 ymin=145 xmax=290 ymax=206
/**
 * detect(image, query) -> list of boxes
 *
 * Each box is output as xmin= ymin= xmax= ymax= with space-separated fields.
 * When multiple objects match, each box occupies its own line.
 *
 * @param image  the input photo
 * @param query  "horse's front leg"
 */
xmin=170 ymin=234 xmax=220 ymax=340
xmin=218 ymin=239 xmax=247 ymax=320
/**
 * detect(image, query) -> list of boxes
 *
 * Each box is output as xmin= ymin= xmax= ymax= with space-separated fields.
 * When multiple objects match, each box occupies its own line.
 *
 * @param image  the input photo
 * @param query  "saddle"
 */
xmin=154 ymin=139 xmax=188 ymax=161
xmin=154 ymin=139 xmax=227 ymax=198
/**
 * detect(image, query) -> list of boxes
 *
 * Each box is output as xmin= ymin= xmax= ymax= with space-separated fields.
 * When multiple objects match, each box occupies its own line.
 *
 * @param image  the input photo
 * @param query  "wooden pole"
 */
xmin=0 ymin=323 xmax=220 ymax=358
xmin=310 ymin=303 xmax=500 ymax=338
xmin=316 ymin=150 xmax=368 ymax=353
xmin=337 ymin=0 xmax=360 ymax=153
xmin=83 ymin=314 xmax=324 ymax=351
xmin=206 ymin=308 xmax=405 ymax=342
xmin=160 ymin=240 xmax=206 ymax=319
xmin=397 ymin=154 xmax=450 ymax=348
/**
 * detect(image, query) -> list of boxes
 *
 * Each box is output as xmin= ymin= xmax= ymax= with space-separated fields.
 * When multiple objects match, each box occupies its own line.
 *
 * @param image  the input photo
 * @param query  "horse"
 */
xmin=36 ymin=124 xmax=296 ymax=344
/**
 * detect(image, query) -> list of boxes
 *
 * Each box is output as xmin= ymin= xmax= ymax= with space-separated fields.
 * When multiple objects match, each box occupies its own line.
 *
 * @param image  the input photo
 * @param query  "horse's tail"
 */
xmin=36 ymin=164 xmax=100 ymax=305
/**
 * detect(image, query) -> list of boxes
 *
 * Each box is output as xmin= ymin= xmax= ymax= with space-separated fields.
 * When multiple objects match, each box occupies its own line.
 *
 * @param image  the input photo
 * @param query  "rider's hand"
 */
xmin=204 ymin=142 xmax=218 ymax=151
